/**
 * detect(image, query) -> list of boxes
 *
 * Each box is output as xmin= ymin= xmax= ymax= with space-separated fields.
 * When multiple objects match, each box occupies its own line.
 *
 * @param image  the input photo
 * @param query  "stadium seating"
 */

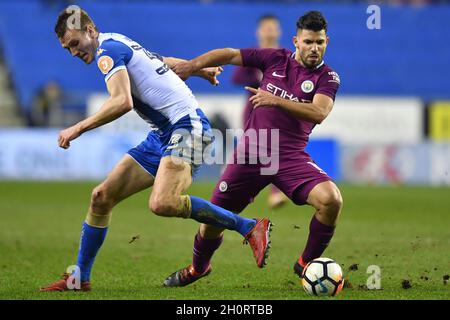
xmin=0 ymin=0 xmax=449 ymax=112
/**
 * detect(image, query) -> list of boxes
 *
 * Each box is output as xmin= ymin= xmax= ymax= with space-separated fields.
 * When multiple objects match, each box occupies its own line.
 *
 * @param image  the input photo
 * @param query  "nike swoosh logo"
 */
xmin=272 ymin=71 xmax=285 ymax=78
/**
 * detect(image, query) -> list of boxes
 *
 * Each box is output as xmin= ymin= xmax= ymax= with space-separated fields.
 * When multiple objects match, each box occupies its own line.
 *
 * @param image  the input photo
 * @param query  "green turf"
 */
xmin=0 ymin=181 xmax=449 ymax=300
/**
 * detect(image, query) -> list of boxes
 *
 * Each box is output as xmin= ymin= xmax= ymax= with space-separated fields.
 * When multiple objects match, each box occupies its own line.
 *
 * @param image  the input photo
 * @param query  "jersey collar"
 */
xmin=97 ymin=32 xmax=106 ymax=46
xmin=314 ymin=60 xmax=325 ymax=69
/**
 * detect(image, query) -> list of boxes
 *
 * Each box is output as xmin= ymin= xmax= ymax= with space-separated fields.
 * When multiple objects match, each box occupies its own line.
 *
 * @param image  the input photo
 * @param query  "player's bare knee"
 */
xmin=149 ymin=202 xmax=177 ymax=216
xmin=149 ymin=194 xmax=177 ymax=217
xmin=330 ymin=190 xmax=343 ymax=210
xmin=91 ymin=185 xmax=114 ymax=213
xmin=325 ymin=191 xmax=343 ymax=219
xmin=317 ymin=189 xmax=343 ymax=215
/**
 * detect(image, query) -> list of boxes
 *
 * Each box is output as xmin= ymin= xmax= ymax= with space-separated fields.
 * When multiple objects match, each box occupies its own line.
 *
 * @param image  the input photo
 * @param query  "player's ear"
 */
xmin=292 ymin=35 xmax=299 ymax=48
xmin=86 ymin=24 xmax=96 ymax=38
xmin=326 ymin=36 xmax=330 ymax=45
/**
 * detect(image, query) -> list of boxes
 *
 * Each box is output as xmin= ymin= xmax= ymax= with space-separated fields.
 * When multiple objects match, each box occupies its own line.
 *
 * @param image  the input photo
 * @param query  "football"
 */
xmin=301 ymin=258 xmax=344 ymax=297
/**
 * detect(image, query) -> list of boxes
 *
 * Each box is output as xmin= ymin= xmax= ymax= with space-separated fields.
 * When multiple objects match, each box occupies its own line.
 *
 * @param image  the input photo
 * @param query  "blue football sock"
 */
xmin=76 ymin=222 xmax=108 ymax=282
xmin=189 ymin=196 xmax=256 ymax=237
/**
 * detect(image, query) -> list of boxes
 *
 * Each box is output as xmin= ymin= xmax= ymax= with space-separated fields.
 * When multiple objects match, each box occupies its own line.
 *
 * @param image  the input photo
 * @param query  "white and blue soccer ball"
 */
xmin=301 ymin=257 xmax=344 ymax=297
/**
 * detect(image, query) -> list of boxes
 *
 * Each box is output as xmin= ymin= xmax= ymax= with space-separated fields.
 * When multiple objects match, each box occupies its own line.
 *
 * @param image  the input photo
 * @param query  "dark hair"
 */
xmin=55 ymin=6 xmax=97 ymax=39
xmin=296 ymin=11 xmax=327 ymax=32
xmin=258 ymin=14 xmax=279 ymax=25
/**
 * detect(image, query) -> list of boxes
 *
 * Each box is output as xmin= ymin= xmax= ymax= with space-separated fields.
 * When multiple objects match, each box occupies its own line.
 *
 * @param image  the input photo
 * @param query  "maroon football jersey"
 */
xmin=240 ymin=48 xmax=340 ymax=156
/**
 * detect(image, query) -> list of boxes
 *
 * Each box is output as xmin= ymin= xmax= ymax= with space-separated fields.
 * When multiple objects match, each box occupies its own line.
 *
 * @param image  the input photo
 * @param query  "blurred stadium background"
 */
xmin=0 ymin=0 xmax=449 ymax=184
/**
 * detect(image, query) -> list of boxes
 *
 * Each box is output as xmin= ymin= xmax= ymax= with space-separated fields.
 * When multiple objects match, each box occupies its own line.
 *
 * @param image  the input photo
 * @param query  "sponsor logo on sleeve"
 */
xmin=97 ymin=55 xmax=114 ymax=75
xmin=328 ymin=71 xmax=340 ymax=84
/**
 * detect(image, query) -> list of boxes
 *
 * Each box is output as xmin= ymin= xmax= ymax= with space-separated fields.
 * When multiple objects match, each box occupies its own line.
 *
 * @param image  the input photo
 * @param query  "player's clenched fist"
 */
xmin=245 ymin=86 xmax=280 ymax=108
xmin=58 ymin=125 xmax=82 ymax=149
xmin=201 ymin=66 xmax=224 ymax=86
xmin=172 ymin=61 xmax=197 ymax=80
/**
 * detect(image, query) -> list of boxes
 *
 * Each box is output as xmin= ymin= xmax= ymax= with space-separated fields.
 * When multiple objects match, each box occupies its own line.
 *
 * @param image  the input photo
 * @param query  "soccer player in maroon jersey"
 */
xmin=164 ymin=11 xmax=342 ymax=287
xmin=232 ymin=14 xmax=289 ymax=210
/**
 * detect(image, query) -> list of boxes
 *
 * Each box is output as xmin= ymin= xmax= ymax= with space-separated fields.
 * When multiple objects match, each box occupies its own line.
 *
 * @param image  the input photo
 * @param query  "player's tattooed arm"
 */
xmin=246 ymin=87 xmax=333 ymax=124
xmin=172 ymin=48 xmax=243 ymax=80
xmin=58 ymin=69 xmax=132 ymax=149
xmin=163 ymin=57 xmax=223 ymax=86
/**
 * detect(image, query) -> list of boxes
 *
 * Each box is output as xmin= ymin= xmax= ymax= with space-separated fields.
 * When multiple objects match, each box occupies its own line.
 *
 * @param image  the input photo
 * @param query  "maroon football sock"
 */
xmin=192 ymin=232 xmax=223 ymax=274
xmin=299 ymin=215 xmax=335 ymax=266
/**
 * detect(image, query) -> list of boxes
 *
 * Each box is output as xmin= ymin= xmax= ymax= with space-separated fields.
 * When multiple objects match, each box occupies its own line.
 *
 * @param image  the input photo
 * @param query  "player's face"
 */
xmin=59 ymin=27 xmax=98 ymax=65
xmin=257 ymin=19 xmax=281 ymax=47
xmin=293 ymin=29 xmax=329 ymax=68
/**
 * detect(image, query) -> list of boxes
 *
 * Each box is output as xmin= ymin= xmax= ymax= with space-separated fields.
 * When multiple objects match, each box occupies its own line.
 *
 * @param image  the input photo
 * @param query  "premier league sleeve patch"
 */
xmin=327 ymin=71 xmax=340 ymax=85
xmin=97 ymin=55 xmax=114 ymax=75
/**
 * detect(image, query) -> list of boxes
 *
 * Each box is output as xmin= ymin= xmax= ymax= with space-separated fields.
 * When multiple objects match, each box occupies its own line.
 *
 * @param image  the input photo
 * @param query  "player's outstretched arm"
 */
xmin=164 ymin=56 xmax=223 ymax=86
xmin=57 ymin=69 xmax=132 ymax=149
xmin=164 ymin=56 xmax=223 ymax=85
xmin=172 ymin=48 xmax=243 ymax=80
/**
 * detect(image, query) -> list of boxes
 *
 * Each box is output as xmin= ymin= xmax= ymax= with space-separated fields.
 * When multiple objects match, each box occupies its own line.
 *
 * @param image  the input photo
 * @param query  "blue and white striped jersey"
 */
xmin=95 ymin=32 xmax=200 ymax=132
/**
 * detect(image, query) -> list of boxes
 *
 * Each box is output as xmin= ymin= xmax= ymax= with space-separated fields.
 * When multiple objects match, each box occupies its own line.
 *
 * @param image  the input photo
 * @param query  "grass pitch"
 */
xmin=0 ymin=181 xmax=449 ymax=300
